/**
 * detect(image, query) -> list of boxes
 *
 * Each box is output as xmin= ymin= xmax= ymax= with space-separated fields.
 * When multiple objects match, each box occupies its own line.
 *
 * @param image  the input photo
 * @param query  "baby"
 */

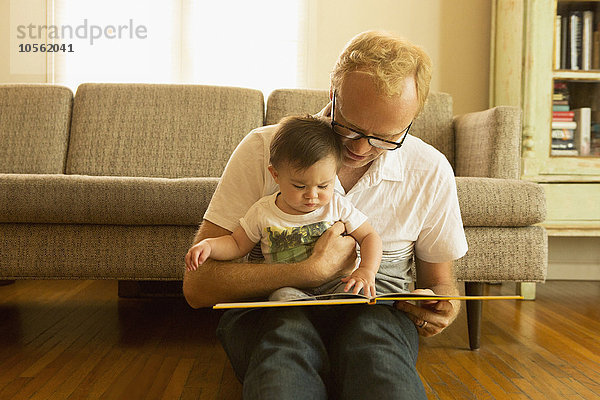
xmin=185 ymin=115 xmax=382 ymax=297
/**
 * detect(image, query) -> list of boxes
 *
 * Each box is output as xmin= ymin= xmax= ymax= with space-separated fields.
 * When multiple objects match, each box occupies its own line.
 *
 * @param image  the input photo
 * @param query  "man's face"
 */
xmin=333 ymin=72 xmax=419 ymax=169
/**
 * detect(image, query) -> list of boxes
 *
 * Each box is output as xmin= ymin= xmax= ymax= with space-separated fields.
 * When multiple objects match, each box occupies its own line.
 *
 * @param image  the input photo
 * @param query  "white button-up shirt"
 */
xmin=205 ymin=124 xmax=468 ymax=265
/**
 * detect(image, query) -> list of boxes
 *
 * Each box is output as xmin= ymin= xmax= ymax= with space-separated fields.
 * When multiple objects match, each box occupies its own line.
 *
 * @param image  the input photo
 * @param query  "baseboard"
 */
xmin=547 ymin=262 xmax=600 ymax=280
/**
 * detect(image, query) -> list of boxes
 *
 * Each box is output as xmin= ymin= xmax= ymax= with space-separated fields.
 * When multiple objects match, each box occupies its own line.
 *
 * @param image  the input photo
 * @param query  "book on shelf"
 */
xmin=557 ymin=9 xmax=598 ymax=70
xmin=551 ymin=149 xmax=579 ymax=156
xmin=561 ymin=12 xmax=569 ymax=69
xmin=573 ymin=107 xmax=592 ymax=155
xmin=552 ymin=129 xmax=575 ymax=140
xmin=553 ymin=104 xmax=571 ymax=112
xmin=582 ymin=11 xmax=594 ymax=70
xmin=551 ymin=138 xmax=576 ymax=150
xmin=552 ymin=111 xmax=574 ymax=119
xmin=570 ymin=11 xmax=583 ymax=70
xmin=555 ymin=15 xmax=562 ymax=69
xmin=594 ymin=28 xmax=600 ymax=70
xmin=551 ymin=120 xmax=577 ymax=130
xmin=213 ymin=292 xmax=524 ymax=309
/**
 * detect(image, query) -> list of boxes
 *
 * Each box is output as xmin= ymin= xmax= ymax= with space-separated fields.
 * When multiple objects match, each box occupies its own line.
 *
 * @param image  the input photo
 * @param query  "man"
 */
xmin=184 ymin=31 xmax=468 ymax=399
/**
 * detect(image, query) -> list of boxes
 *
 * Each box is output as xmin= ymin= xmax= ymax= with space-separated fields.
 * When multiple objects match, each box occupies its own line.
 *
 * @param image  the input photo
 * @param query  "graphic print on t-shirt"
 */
xmin=264 ymin=221 xmax=332 ymax=263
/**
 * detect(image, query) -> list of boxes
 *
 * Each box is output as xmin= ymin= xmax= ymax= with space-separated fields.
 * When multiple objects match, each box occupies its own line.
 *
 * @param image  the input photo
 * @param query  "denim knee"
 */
xmin=328 ymin=305 xmax=426 ymax=400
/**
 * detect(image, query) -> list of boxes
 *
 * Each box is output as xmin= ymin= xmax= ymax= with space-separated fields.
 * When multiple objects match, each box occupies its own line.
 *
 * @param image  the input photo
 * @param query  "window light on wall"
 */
xmin=50 ymin=0 xmax=306 ymax=97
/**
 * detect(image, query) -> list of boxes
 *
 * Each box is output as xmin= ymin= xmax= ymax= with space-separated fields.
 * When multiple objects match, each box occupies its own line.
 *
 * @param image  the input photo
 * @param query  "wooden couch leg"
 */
xmin=465 ymin=282 xmax=484 ymax=350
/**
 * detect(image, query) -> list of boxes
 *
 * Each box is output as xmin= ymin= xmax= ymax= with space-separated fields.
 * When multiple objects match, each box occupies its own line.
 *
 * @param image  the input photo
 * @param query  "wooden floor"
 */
xmin=0 ymin=280 xmax=599 ymax=400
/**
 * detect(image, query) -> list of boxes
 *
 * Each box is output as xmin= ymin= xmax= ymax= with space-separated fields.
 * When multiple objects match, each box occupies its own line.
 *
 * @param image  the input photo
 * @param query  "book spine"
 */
xmin=553 ymin=105 xmax=571 ymax=112
xmin=570 ymin=11 xmax=582 ymax=70
xmin=555 ymin=15 xmax=562 ymax=69
xmin=561 ymin=13 xmax=569 ymax=69
xmin=551 ymin=149 xmax=579 ymax=156
xmin=552 ymin=129 xmax=575 ymax=140
xmin=573 ymin=107 xmax=592 ymax=156
xmin=582 ymin=11 xmax=594 ymax=70
xmin=551 ymin=121 xmax=577 ymax=130
xmin=552 ymin=111 xmax=575 ymax=118
xmin=594 ymin=28 xmax=600 ymax=70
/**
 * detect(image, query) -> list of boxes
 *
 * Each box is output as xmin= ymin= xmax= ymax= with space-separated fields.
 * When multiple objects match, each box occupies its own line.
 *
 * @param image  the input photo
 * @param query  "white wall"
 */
xmin=303 ymin=0 xmax=492 ymax=116
xmin=547 ymin=237 xmax=600 ymax=280
xmin=1 ymin=0 xmax=493 ymax=115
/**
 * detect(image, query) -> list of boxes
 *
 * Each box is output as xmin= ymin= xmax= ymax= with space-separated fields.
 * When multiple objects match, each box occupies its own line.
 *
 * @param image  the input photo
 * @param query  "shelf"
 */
xmin=492 ymin=0 xmax=600 ymax=237
xmin=553 ymin=70 xmax=600 ymax=80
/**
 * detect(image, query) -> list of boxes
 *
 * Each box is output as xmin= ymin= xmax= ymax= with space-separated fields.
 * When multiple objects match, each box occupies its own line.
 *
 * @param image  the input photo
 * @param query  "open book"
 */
xmin=213 ymin=291 xmax=523 ymax=309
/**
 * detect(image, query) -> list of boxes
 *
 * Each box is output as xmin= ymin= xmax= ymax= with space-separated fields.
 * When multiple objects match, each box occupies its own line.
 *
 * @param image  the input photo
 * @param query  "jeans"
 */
xmin=216 ymin=304 xmax=427 ymax=399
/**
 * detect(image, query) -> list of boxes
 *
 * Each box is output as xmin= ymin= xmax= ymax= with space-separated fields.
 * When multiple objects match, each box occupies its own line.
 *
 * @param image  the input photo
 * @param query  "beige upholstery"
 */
xmin=0 ymin=84 xmax=72 ymax=174
xmin=1 ymin=223 xmax=195 ymax=279
xmin=0 ymin=174 xmax=218 ymax=225
xmin=454 ymin=107 xmax=521 ymax=179
xmin=0 ymin=83 xmax=547 ymax=287
xmin=67 ymin=84 xmax=264 ymax=178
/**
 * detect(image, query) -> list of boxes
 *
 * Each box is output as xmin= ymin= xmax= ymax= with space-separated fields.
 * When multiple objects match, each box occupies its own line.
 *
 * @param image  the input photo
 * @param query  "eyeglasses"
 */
xmin=330 ymin=92 xmax=412 ymax=151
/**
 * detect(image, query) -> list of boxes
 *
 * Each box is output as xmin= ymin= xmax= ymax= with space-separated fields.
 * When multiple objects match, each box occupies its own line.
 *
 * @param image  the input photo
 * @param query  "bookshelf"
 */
xmin=491 ymin=0 xmax=600 ymax=237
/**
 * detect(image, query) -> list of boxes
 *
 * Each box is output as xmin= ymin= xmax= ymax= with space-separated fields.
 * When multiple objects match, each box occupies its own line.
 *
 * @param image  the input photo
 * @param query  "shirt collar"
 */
xmin=338 ymin=138 xmax=407 ymax=196
xmin=369 ymin=140 xmax=406 ymax=183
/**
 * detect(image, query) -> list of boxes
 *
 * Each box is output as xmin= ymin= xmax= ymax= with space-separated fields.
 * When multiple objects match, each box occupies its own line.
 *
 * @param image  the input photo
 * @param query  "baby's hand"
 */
xmin=340 ymin=267 xmax=376 ymax=297
xmin=185 ymin=240 xmax=212 ymax=271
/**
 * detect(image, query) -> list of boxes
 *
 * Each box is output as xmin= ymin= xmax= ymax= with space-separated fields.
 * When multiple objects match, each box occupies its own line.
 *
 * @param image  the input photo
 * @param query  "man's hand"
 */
xmin=394 ymin=288 xmax=460 ymax=337
xmin=308 ymin=221 xmax=357 ymax=285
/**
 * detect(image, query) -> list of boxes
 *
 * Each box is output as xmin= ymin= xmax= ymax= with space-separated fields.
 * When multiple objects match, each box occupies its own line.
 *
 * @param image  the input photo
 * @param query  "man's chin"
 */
xmin=342 ymin=155 xmax=372 ymax=169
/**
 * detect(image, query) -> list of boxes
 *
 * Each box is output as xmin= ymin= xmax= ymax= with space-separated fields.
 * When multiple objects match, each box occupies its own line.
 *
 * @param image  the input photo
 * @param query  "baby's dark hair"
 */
xmin=269 ymin=115 xmax=343 ymax=171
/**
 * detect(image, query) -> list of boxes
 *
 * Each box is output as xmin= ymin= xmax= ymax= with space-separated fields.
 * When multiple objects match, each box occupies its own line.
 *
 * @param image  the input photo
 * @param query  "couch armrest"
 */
xmin=454 ymin=106 xmax=521 ymax=179
xmin=456 ymin=177 xmax=546 ymax=227
xmin=0 ymin=174 xmax=219 ymax=225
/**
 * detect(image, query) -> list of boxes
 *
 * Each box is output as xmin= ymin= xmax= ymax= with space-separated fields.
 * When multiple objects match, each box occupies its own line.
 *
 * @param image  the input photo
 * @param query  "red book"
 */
xmin=553 ymin=111 xmax=575 ymax=118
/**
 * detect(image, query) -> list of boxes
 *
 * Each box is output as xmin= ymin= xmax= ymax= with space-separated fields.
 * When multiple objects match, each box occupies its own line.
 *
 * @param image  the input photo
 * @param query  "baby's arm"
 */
xmin=185 ymin=226 xmax=257 ymax=271
xmin=340 ymin=221 xmax=382 ymax=297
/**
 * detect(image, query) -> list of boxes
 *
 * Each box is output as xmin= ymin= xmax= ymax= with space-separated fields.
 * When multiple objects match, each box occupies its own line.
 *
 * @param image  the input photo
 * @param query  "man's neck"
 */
xmin=337 ymin=163 xmax=371 ymax=193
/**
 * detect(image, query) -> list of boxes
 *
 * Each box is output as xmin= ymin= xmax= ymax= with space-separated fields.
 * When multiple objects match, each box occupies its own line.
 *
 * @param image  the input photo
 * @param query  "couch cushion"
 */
xmin=456 ymin=177 xmax=546 ymax=226
xmin=0 ymin=174 xmax=218 ymax=225
xmin=67 ymin=84 xmax=264 ymax=178
xmin=0 ymin=174 xmax=546 ymax=228
xmin=455 ymin=226 xmax=547 ymax=282
xmin=266 ymin=88 xmax=330 ymax=125
xmin=265 ymin=89 xmax=455 ymax=167
xmin=0 ymin=84 xmax=73 ymax=174
xmin=0 ymin=223 xmax=194 ymax=280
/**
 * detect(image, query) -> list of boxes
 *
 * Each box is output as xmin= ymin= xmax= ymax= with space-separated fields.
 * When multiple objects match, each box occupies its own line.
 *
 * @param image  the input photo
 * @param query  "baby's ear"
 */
xmin=267 ymin=165 xmax=279 ymax=183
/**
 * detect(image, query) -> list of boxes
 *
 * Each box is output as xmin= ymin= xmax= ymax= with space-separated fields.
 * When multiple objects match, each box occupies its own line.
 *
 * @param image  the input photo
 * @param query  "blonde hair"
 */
xmin=331 ymin=30 xmax=432 ymax=115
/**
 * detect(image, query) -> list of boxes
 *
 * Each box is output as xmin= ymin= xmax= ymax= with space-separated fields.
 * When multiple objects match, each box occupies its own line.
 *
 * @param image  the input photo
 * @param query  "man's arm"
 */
xmin=394 ymin=258 xmax=461 ymax=337
xmin=183 ymin=219 xmax=358 ymax=308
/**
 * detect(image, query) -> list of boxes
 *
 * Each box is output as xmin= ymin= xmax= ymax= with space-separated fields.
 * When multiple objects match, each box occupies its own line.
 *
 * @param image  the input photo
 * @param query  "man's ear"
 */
xmin=268 ymin=165 xmax=279 ymax=183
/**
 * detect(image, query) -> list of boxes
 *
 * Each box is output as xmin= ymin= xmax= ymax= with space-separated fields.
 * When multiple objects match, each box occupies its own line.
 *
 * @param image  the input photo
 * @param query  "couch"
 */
xmin=0 ymin=83 xmax=547 ymax=349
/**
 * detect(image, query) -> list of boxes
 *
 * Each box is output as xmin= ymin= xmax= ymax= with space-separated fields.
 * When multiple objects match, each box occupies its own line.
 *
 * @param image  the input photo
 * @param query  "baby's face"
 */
xmin=271 ymin=156 xmax=338 ymax=215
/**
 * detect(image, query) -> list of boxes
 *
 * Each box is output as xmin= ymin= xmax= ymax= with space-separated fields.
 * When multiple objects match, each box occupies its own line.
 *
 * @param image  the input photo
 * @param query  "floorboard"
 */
xmin=0 ymin=280 xmax=598 ymax=399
